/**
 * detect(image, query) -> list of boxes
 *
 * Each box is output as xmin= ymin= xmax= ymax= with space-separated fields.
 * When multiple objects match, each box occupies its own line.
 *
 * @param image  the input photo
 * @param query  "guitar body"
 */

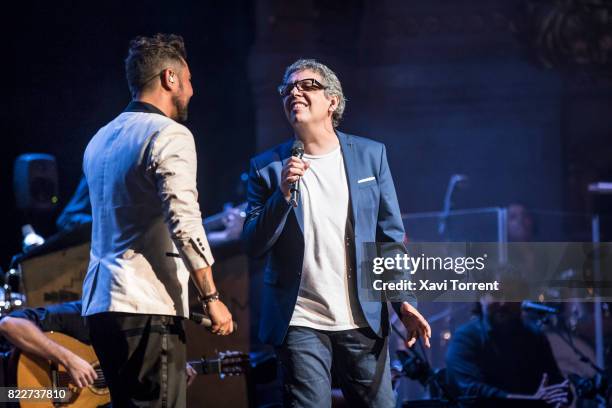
xmin=12 ymin=331 xmax=247 ymax=408
xmin=15 ymin=332 xmax=110 ymax=408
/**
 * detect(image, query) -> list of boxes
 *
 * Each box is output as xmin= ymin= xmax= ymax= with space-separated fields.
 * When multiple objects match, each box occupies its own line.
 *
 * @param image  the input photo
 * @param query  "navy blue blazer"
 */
xmin=242 ymin=131 xmax=416 ymax=345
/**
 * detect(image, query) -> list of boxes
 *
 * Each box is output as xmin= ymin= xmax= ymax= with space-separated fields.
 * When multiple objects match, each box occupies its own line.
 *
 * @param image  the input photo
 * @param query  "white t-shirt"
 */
xmin=289 ymin=145 xmax=367 ymax=330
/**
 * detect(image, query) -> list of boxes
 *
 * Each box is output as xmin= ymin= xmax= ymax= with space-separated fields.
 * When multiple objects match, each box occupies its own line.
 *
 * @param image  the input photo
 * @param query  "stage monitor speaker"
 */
xmin=13 ymin=153 xmax=59 ymax=212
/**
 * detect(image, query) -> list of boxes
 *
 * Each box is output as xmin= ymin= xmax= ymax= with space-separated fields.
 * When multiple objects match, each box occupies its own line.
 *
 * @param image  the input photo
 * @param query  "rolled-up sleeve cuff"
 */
xmin=179 ymin=237 xmax=215 ymax=271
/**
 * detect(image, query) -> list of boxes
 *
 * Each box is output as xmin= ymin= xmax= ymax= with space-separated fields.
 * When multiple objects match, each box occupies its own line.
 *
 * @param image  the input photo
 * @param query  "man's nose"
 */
xmin=289 ymin=85 xmax=302 ymax=96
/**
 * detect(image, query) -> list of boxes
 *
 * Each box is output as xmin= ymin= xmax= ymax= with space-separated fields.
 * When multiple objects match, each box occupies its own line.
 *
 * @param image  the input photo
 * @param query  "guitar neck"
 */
xmin=55 ymin=358 xmax=219 ymax=390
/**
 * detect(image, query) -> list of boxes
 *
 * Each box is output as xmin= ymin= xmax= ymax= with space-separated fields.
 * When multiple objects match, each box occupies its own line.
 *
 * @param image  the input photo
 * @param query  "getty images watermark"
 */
xmin=358 ymin=242 xmax=612 ymax=303
xmin=371 ymin=252 xmax=499 ymax=292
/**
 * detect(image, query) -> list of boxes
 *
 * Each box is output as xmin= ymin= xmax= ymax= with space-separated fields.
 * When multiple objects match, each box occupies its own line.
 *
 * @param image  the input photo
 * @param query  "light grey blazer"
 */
xmin=82 ymin=102 xmax=213 ymax=318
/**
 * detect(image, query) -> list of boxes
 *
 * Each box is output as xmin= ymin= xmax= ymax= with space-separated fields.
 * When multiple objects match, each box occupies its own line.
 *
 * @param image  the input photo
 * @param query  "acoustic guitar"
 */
xmin=12 ymin=332 xmax=248 ymax=407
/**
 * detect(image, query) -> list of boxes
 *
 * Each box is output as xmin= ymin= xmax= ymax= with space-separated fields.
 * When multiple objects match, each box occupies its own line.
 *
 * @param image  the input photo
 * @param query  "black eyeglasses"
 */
xmin=277 ymin=78 xmax=327 ymax=97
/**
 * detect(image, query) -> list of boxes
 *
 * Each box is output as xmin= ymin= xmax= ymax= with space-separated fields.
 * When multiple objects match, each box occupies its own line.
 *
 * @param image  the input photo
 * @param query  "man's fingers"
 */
xmin=422 ymin=330 xmax=431 ymax=348
xmin=402 ymin=302 xmax=428 ymax=324
xmin=544 ymin=388 xmax=568 ymax=397
xmin=406 ymin=336 xmax=417 ymax=348
xmin=400 ymin=302 xmax=432 ymax=348
xmin=215 ymin=317 xmax=234 ymax=335
xmin=288 ymin=166 xmax=305 ymax=176
xmin=544 ymin=389 xmax=569 ymax=398
xmin=186 ymin=365 xmax=197 ymax=386
xmin=545 ymin=396 xmax=568 ymax=405
xmin=545 ymin=394 xmax=568 ymax=403
xmin=87 ymin=367 xmax=97 ymax=381
xmin=543 ymin=383 xmax=569 ymax=392
xmin=539 ymin=373 xmax=548 ymax=389
xmin=222 ymin=320 xmax=234 ymax=335
xmin=419 ymin=318 xmax=432 ymax=347
xmin=287 ymin=157 xmax=308 ymax=169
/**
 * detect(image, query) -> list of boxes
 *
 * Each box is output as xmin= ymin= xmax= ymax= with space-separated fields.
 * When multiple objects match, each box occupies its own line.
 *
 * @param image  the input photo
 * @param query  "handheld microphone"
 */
xmin=190 ymin=312 xmax=238 ymax=332
xmin=290 ymin=140 xmax=304 ymax=208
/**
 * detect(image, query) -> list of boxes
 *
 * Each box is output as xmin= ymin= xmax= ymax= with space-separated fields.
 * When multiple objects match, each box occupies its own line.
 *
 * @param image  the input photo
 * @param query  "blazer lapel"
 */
xmin=337 ymin=131 xmax=358 ymax=226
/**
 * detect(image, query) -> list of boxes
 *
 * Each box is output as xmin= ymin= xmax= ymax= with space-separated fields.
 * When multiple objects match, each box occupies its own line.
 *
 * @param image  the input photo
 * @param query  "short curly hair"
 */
xmin=282 ymin=59 xmax=346 ymax=128
xmin=125 ymin=33 xmax=187 ymax=98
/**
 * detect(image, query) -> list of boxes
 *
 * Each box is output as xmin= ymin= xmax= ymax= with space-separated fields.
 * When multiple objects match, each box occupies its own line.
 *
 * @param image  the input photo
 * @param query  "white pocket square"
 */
xmin=358 ymin=176 xmax=375 ymax=184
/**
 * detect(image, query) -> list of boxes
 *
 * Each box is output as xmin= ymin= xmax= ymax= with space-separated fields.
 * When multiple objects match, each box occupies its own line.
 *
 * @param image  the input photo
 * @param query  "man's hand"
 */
xmin=186 ymin=363 xmax=197 ymax=387
xmin=65 ymin=353 xmax=98 ymax=388
xmin=280 ymin=157 xmax=310 ymax=201
xmin=399 ymin=302 xmax=431 ymax=348
xmin=207 ymin=300 xmax=234 ymax=336
xmin=533 ymin=373 xmax=570 ymax=407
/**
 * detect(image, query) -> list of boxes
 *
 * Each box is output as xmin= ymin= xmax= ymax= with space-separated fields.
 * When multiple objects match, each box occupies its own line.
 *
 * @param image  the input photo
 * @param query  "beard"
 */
xmin=172 ymin=92 xmax=189 ymax=123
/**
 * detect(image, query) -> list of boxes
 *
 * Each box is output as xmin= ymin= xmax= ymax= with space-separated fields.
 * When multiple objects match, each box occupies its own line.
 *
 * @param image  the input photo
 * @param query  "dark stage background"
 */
xmin=3 ymin=0 xmax=612 ymax=405
xmin=4 ymin=0 xmax=612 ymax=266
xmin=2 ymin=1 xmax=257 ymax=264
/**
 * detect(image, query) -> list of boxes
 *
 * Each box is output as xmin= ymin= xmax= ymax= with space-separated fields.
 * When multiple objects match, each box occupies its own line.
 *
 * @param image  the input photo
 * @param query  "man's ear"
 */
xmin=161 ymin=69 xmax=175 ymax=90
xmin=329 ymin=96 xmax=339 ymax=112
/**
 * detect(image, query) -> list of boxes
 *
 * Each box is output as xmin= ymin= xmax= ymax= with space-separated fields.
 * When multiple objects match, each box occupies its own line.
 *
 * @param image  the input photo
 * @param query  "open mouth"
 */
xmin=290 ymin=101 xmax=308 ymax=110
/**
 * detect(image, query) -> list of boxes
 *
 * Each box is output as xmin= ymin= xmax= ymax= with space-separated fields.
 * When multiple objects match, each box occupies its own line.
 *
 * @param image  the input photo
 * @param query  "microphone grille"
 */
xmin=291 ymin=140 xmax=304 ymax=156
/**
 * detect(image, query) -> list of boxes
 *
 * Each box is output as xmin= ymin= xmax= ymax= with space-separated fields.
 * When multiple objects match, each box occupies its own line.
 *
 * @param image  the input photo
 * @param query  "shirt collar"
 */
xmin=123 ymin=101 xmax=167 ymax=116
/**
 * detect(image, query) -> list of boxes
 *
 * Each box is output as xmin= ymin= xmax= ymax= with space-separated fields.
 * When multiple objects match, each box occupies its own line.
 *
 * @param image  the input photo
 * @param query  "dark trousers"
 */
xmin=87 ymin=312 xmax=187 ymax=408
xmin=277 ymin=326 xmax=394 ymax=408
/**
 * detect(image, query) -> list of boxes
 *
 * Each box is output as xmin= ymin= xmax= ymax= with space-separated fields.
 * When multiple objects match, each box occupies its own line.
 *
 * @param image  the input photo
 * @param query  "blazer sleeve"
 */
xmin=376 ymin=144 xmax=418 ymax=309
xmin=148 ymin=123 xmax=214 ymax=271
xmin=241 ymin=158 xmax=293 ymax=258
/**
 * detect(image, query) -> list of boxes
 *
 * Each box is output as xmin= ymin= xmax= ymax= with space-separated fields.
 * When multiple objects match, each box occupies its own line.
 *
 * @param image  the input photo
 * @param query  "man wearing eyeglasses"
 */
xmin=81 ymin=33 xmax=233 ymax=407
xmin=242 ymin=59 xmax=431 ymax=407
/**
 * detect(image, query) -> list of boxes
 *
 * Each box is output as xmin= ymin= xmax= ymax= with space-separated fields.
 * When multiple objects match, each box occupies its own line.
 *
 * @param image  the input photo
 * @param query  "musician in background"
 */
xmin=507 ymin=203 xmax=535 ymax=242
xmin=445 ymin=296 xmax=571 ymax=406
xmin=56 ymin=177 xmax=92 ymax=233
xmin=0 ymin=301 xmax=198 ymax=389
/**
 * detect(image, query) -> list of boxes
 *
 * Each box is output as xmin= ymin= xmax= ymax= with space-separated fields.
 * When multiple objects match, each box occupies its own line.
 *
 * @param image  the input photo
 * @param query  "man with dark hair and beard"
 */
xmin=81 ymin=33 xmax=233 ymax=407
